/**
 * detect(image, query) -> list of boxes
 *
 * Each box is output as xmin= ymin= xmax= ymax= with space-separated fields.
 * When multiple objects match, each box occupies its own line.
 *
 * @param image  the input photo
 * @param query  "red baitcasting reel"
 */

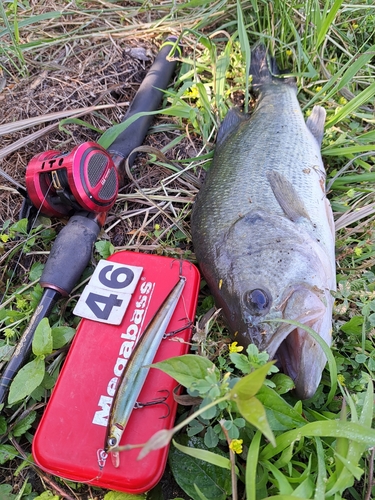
xmin=25 ymin=142 xmax=119 ymax=217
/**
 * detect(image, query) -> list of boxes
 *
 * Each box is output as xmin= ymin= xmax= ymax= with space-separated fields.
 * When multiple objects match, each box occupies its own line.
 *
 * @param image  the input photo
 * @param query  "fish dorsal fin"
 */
xmin=267 ymin=170 xmax=311 ymax=222
xmin=306 ymin=106 xmax=326 ymax=145
xmin=216 ymin=108 xmax=248 ymax=149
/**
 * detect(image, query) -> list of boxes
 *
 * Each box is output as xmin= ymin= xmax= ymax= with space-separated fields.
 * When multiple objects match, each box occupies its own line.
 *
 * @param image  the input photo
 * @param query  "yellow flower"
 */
xmin=229 ymin=341 xmax=244 ymax=353
xmin=229 ymin=439 xmax=243 ymax=454
xmin=337 ymin=374 xmax=346 ymax=386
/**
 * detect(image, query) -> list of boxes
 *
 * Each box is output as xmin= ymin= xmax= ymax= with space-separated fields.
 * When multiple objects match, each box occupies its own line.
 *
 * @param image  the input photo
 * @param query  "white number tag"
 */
xmin=73 ymin=260 xmax=143 ymax=324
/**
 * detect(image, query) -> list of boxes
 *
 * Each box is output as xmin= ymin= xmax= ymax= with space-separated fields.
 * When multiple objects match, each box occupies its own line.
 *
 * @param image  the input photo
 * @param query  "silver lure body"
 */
xmin=105 ymin=276 xmax=186 ymax=465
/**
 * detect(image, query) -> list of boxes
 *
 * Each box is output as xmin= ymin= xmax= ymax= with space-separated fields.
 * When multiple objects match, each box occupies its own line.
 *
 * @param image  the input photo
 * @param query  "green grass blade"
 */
xmin=236 ymin=0 xmax=251 ymax=113
xmin=305 ymin=44 xmax=375 ymax=110
xmin=261 ymin=420 xmax=375 ymax=461
xmin=98 ymin=104 xmax=193 ymax=149
xmin=245 ymin=430 xmax=261 ymax=500
xmin=316 ymin=0 xmax=345 ymax=48
xmin=326 ymin=82 xmax=375 ymax=128
xmin=0 ymin=0 xmax=26 ymax=74
xmin=262 ymin=461 xmax=293 ymax=494
xmin=172 ymin=439 xmax=238 ymax=474
xmin=314 ymin=437 xmax=327 ymax=499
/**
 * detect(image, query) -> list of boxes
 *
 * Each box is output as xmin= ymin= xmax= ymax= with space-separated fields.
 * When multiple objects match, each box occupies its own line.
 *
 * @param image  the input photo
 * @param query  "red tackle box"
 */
xmin=33 ymin=251 xmax=200 ymax=493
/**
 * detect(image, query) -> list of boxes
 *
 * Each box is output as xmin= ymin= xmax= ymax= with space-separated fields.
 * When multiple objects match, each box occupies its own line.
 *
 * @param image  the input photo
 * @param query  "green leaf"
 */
xmin=95 ymin=240 xmax=115 ymax=259
xmin=32 ymin=317 xmax=53 ymax=356
xmin=29 ymin=262 xmax=44 ymax=281
xmin=0 ymin=484 xmax=15 ymax=500
xmin=0 ymin=444 xmax=18 ymax=464
xmin=235 ymin=395 xmax=275 ymax=446
xmin=257 ymin=386 xmax=306 ymax=431
xmin=334 ymin=452 xmax=363 ymax=480
xmin=270 ymin=373 xmax=295 ymax=395
xmin=103 ymin=492 xmax=146 ymax=500
xmin=8 ymin=357 xmax=45 ymax=405
xmin=229 ymin=352 xmax=252 ymax=373
xmin=34 ymin=493 xmax=59 ymax=500
xmin=51 ymin=326 xmax=75 ymax=349
xmin=152 ymin=355 xmax=218 ymax=390
xmin=199 ymin=397 xmax=218 ymax=420
xmin=0 ymin=344 xmax=14 ymax=362
xmin=169 ymin=435 xmax=231 ymax=500
xmin=10 ymin=219 xmax=28 ymax=235
xmin=188 ymin=420 xmax=205 ymax=437
xmin=204 ymin=426 xmax=219 ymax=448
xmin=229 ymin=361 xmax=274 ymax=400
xmin=12 ymin=411 xmax=37 ymax=437
xmin=340 ymin=316 xmax=363 ymax=335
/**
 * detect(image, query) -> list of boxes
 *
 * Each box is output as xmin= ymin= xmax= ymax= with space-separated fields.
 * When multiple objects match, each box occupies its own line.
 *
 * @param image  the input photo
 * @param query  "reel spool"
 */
xmin=26 ymin=142 xmax=119 ymax=217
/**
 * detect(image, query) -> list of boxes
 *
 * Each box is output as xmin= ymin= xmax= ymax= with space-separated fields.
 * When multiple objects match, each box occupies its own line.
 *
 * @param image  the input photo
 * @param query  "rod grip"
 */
xmin=40 ymin=213 xmax=101 ymax=296
xmin=108 ymin=36 xmax=181 ymax=170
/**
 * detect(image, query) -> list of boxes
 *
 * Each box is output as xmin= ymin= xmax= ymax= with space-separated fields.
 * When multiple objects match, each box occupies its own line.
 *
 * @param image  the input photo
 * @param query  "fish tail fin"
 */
xmin=250 ymin=44 xmax=296 ymax=90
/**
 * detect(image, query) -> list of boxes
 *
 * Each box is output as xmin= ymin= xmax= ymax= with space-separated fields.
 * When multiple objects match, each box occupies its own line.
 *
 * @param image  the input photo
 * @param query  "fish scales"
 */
xmin=191 ymin=45 xmax=336 ymax=399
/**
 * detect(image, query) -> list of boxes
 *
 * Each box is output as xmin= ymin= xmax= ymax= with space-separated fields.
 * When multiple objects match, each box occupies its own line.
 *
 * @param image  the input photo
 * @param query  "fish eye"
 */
xmin=243 ymin=289 xmax=270 ymax=316
xmin=108 ymin=437 xmax=117 ymax=447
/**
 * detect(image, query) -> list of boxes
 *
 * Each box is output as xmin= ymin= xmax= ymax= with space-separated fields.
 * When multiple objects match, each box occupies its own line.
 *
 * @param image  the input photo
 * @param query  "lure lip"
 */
xmin=104 ymin=275 xmax=186 ymax=464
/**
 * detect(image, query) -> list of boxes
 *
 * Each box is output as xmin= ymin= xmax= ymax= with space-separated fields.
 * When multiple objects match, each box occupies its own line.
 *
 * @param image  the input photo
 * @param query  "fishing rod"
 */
xmin=0 ymin=36 xmax=182 ymax=406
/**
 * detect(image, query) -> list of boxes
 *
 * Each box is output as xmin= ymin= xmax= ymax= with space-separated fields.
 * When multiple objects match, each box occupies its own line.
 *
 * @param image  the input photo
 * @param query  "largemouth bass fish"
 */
xmin=191 ymin=45 xmax=336 ymax=399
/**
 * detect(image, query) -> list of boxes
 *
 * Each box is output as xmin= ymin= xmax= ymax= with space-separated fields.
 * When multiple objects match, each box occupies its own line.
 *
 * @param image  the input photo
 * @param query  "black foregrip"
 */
xmin=40 ymin=213 xmax=101 ymax=296
xmin=108 ymin=36 xmax=181 ymax=166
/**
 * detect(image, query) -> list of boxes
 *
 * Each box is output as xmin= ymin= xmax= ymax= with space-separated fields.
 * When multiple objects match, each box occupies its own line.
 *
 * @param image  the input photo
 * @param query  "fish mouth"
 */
xmin=259 ymin=286 xmax=332 ymax=399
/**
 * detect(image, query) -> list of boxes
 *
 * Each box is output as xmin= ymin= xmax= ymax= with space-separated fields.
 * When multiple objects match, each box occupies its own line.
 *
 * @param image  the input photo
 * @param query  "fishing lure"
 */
xmin=104 ymin=275 xmax=186 ymax=467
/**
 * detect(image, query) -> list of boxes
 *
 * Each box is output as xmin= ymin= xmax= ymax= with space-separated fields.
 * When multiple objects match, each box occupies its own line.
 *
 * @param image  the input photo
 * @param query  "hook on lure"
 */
xmin=134 ymin=389 xmax=170 ymax=417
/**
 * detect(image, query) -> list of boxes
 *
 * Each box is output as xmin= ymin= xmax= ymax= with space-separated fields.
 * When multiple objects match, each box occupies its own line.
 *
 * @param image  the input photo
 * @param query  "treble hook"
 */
xmin=133 ymin=389 xmax=170 ymax=418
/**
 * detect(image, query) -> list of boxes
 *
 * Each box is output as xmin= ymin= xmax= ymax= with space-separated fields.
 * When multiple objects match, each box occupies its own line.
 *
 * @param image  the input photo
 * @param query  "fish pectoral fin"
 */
xmin=216 ymin=108 xmax=248 ymax=149
xmin=267 ymin=170 xmax=311 ymax=222
xmin=306 ymin=106 xmax=326 ymax=146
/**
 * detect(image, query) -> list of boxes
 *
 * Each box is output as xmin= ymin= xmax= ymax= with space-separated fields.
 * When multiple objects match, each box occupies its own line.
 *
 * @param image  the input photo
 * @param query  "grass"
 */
xmin=1 ymin=0 xmax=375 ymax=499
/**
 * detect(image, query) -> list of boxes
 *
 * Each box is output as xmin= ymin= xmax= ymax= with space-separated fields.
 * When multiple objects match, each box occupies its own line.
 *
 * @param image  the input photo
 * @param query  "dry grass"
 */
xmin=0 ymin=2 xmax=208 ymax=256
